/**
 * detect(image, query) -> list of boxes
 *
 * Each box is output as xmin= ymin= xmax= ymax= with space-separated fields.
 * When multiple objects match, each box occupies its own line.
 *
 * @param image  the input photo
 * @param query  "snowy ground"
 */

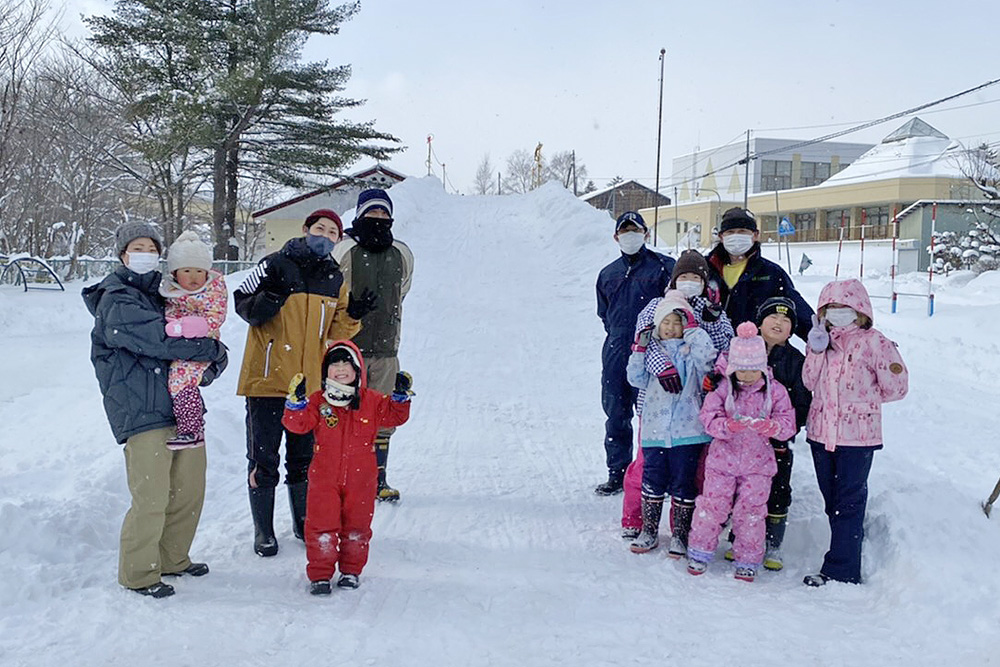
xmin=2 ymin=177 xmax=998 ymax=666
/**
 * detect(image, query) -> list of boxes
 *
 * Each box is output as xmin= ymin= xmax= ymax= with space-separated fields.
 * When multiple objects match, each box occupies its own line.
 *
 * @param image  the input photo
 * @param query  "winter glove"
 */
xmin=702 ymin=371 xmax=723 ymax=393
xmin=807 ymin=314 xmax=830 ymax=353
xmin=725 ymin=417 xmax=749 ymax=433
xmin=391 ymin=371 xmax=414 ymax=403
xmin=285 ymin=372 xmax=308 ymax=410
xmin=701 ymin=301 xmax=723 ymax=323
xmin=347 ymin=288 xmax=378 ymax=320
xmin=178 ymin=315 xmax=209 ymax=338
xmin=676 ymin=308 xmax=698 ymax=331
xmin=656 ymin=364 xmax=683 ymax=394
xmin=632 ymin=326 xmax=653 ymax=353
xmin=261 ymin=260 xmax=294 ymax=296
xmin=749 ymin=418 xmax=783 ymax=438
xmin=199 ymin=341 xmax=229 ymax=387
xmin=165 ymin=318 xmax=183 ymax=338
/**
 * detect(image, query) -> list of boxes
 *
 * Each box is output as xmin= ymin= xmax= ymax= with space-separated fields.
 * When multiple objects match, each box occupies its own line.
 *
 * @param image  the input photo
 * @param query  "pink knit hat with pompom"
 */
xmin=726 ymin=321 xmax=768 ymax=375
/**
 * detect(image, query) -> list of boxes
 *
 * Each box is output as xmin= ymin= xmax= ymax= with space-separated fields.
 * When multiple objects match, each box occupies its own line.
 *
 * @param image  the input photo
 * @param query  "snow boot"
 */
xmin=667 ymin=498 xmax=695 ymax=559
xmin=249 ymin=486 xmax=278 ymax=557
xmin=375 ymin=436 xmax=400 ymax=502
xmin=288 ymin=481 xmax=308 ymax=541
xmin=734 ymin=565 xmax=757 ymax=582
xmin=337 ymin=573 xmax=360 ymax=589
xmin=163 ymin=562 xmax=209 ymax=577
xmin=687 ymin=558 xmax=708 ymax=576
xmin=310 ymin=580 xmax=332 ymax=596
xmin=594 ymin=473 xmax=624 ymax=496
xmin=803 ymin=573 xmax=830 ymax=587
xmin=764 ymin=513 xmax=788 ymax=571
xmin=621 ymin=526 xmax=641 ymax=540
xmin=629 ymin=495 xmax=663 ymax=553
xmin=132 ymin=582 xmax=175 ymax=598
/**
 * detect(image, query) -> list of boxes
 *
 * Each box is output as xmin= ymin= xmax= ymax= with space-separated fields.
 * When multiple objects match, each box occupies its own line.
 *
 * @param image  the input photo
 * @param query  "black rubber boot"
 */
xmin=249 ymin=487 xmax=278 ymax=557
xmin=629 ymin=495 xmax=664 ymax=553
xmin=667 ymin=498 xmax=696 ymax=559
xmin=288 ymin=481 xmax=308 ymax=540
xmin=375 ymin=436 xmax=400 ymax=502
xmin=594 ymin=470 xmax=625 ymax=496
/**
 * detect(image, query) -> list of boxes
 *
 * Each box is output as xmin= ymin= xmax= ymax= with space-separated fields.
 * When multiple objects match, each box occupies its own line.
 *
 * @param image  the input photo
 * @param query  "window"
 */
xmin=760 ymin=160 xmax=792 ymax=191
xmin=799 ymin=161 xmax=831 ymax=187
xmin=825 ymin=209 xmax=850 ymax=229
xmin=794 ymin=212 xmax=815 ymax=231
xmin=863 ymin=206 xmax=889 ymax=227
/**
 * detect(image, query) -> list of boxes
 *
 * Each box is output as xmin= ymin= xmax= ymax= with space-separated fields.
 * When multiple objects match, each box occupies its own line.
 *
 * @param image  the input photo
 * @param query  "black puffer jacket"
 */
xmin=768 ymin=342 xmax=812 ymax=435
xmin=82 ymin=265 xmax=227 ymax=444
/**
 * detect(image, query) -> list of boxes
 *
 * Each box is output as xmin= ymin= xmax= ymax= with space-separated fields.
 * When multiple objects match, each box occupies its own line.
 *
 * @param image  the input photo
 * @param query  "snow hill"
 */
xmin=2 ymin=176 xmax=999 ymax=666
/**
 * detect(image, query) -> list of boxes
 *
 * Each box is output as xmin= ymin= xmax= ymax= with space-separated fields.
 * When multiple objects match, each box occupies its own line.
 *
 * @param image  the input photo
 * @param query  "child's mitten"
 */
xmin=165 ymin=318 xmax=183 ymax=337
xmin=750 ymin=418 xmax=782 ymax=438
xmin=285 ymin=372 xmax=307 ymax=410
xmin=392 ymin=371 xmax=414 ymax=403
xmin=807 ymin=314 xmax=830 ymax=353
xmin=179 ymin=315 xmax=209 ymax=338
xmin=725 ymin=417 xmax=749 ymax=433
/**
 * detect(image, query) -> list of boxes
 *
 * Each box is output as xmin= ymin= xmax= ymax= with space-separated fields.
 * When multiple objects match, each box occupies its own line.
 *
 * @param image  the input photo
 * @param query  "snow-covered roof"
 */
xmin=820 ymin=117 xmax=968 ymax=186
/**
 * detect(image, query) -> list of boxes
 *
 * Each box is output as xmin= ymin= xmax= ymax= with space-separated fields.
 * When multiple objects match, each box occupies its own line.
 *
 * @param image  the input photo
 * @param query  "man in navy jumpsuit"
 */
xmin=595 ymin=212 xmax=674 ymax=495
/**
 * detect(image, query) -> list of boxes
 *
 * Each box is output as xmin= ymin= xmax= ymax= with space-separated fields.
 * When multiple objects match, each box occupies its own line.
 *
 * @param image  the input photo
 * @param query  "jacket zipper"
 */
xmin=318 ymin=300 xmax=327 ymax=340
xmin=264 ymin=339 xmax=274 ymax=377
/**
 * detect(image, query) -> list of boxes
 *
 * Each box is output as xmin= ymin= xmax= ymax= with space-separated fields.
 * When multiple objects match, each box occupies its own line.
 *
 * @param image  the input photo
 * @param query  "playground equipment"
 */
xmin=0 ymin=255 xmax=65 ymax=292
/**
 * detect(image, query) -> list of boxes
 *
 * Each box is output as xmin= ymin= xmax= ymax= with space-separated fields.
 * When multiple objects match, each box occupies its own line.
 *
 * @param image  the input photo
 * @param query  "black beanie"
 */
xmin=756 ymin=296 xmax=797 ymax=326
xmin=720 ymin=207 xmax=757 ymax=233
xmin=322 ymin=345 xmax=361 ymax=386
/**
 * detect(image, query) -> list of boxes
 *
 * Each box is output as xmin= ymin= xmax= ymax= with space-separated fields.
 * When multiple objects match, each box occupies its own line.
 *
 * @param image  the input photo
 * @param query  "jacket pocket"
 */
xmin=263 ymin=339 xmax=274 ymax=378
xmin=841 ymin=401 xmax=881 ymax=443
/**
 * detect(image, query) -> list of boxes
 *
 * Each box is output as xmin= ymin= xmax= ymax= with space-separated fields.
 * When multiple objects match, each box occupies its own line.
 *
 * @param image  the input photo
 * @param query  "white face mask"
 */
xmin=722 ymin=234 xmax=754 ymax=257
xmin=126 ymin=251 xmax=160 ymax=274
xmin=824 ymin=307 xmax=858 ymax=327
xmin=675 ymin=279 xmax=703 ymax=298
xmin=617 ymin=231 xmax=646 ymax=255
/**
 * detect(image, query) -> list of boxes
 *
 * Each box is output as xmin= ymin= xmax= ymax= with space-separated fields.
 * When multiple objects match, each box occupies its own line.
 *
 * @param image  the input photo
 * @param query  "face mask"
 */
xmin=824 ymin=307 xmax=858 ymax=327
xmin=355 ymin=216 xmax=394 ymax=252
xmin=675 ymin=279 xmax=703 ymax=298
xmin=126 ymin=251 xmax=160 ymax=274
xmin=722 ymin=234 xmax=754 ymax=257
xmin=323 ymin=377 xmax=357 ymax=407
xmin=617 ymin=231 xmax=645 ymax=255
xmin=306 ymin=233 xmax=336 ymax=257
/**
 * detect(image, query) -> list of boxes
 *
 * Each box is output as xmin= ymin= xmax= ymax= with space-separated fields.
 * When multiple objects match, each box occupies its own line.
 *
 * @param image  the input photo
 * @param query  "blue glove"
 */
xmin=807 ymin=314 xmax=830 ymax=353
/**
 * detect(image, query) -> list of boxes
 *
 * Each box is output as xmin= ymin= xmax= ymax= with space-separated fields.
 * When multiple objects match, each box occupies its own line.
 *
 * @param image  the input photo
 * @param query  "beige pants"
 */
xmin=366 ymin=355 xmax=400 ymax=437
xmin=118 ymin=426 xmax=206 ymax=589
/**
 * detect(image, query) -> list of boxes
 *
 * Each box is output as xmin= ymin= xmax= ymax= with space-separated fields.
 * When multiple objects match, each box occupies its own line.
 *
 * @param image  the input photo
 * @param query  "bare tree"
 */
xmin=545 ymin=150 xmax=588 ymax=193
xmin=502 ymin=149 xmax=534 ymax=194
xmin=471 ymin=153 xmax=496 ymax=195
xmin=959 ymin=142 xmax=1000 ymax=200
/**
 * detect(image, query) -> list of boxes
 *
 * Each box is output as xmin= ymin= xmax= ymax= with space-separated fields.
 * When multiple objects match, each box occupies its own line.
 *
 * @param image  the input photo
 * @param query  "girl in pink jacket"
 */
xmin=801 ymin=279 xmax=908 ymax=587
xmin=686 ymin=322 xmax=796 ymax=582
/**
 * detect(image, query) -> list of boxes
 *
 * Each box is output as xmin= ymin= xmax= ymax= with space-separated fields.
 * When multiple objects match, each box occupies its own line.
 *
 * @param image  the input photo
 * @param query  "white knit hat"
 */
xmin=652 ymin=290 xmax=694 ymax=335
xmin=166 ymin=230 xmax=213 ymax=273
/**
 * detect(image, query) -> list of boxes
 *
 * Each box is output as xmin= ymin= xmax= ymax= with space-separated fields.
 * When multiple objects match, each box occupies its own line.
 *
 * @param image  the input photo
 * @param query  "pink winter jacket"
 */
xmin=803 ymin=279 xmax=908 ymax=451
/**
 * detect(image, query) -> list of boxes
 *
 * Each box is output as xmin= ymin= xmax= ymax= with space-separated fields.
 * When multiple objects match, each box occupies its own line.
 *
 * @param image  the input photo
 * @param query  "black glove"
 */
xmin=347 ymin=288 xmax=378 ymax=319
xmin=394 ymin=371 xmax=413 ymax=395
xmin=261 ymin=261 xmax=294 ymax=296
xmin=200 ymin=341 xmax=229 ymax=387
xmin=701 ymin=302 xmax=723 ymax=323
xmin=702 ymin=370 xmax=723 ymax=393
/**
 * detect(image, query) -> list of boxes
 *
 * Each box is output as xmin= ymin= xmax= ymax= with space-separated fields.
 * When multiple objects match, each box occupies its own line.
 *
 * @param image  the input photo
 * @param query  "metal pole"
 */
xmin=929 ymin=202 xmax=937 ymax=316
xmin=859 ymin=209 xmax=867 ymax=279
xmin=674 ymin=187 xmax=679 ymax=255
xmin=891 ymin=206 xmax=899 ymax=313
xmin=775 ymin=189 xmax=781 ymax=262
xmin=835 ymin=211 xmax=845 ymax=279
xmin=653 ymin=49 xmax=666 ymax=247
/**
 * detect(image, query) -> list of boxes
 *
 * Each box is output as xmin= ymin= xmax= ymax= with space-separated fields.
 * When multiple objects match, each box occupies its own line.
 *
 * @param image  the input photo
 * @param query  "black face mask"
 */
xmin=354 ymin=216 xmax=394 ymax=252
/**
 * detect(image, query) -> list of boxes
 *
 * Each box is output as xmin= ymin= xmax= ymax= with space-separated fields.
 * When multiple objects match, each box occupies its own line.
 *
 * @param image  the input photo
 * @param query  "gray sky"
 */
xmin=59 ymin=0 xmax=1000 ymax=194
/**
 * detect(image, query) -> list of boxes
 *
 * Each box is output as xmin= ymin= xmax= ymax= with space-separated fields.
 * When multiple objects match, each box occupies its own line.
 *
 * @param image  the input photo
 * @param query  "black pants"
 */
xmin=245 ymin=396 xmax=313 ymax=489
xmin=767 ymin=445 xmax=794 ymax=516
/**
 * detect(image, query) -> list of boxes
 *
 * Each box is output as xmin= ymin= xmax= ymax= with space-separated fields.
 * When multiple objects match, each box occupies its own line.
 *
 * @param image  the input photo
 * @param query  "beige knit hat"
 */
xmin=166 ymin=230 xmax=213 ymax=273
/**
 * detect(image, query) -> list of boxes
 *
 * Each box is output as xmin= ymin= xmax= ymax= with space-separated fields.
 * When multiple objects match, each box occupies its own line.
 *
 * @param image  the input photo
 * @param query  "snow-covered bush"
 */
xmin=930 ymin=215 xmax=1000 ymax=274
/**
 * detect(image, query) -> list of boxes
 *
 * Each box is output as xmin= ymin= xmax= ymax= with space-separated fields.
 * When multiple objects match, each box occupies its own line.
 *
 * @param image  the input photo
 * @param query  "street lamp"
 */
xmin=694 ymin=186 xmax=722 ymax=243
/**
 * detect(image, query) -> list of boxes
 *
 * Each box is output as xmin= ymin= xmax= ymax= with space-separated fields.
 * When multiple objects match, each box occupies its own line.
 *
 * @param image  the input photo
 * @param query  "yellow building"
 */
xmin=641 ymin=118 xmax=986 ymax=270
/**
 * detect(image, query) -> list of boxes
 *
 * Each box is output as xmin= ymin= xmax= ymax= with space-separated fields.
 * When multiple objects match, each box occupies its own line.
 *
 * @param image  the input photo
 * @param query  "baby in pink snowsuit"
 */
xmin=159 ymin=231 xmax=228 ymax=449
xmin=686 ymin=322 xmax=796 ymax=582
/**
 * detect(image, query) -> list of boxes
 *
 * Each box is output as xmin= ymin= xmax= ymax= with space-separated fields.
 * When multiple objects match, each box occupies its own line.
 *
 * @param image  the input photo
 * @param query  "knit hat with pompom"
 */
xmin=166 ymin=230 xmax=213 ymax=274
xmin=726 ymin=321 xmax=768 ymax=375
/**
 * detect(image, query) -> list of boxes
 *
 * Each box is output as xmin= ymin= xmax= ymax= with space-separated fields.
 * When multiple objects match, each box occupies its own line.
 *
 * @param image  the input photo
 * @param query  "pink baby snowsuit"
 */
xmin=687 ymin=375 xmax=796 ymax=567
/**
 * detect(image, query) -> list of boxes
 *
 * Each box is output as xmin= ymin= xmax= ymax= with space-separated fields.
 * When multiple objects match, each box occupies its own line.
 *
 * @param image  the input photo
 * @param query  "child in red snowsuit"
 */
xmin=282 ymin=340 xmax=413 ymax=595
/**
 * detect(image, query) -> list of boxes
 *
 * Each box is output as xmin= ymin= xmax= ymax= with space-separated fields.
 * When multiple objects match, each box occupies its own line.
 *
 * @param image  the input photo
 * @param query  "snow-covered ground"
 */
xmin=2 ymin=177 xmax=998 ymax=666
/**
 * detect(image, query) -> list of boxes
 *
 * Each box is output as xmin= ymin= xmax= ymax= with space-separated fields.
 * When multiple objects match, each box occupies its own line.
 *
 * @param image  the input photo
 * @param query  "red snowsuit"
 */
xmin=282 ymin=342 xmax=410 ymax=582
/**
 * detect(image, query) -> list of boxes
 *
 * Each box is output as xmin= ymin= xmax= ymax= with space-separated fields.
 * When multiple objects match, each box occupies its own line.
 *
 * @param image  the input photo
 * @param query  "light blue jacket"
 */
xmin=627 ymin=327 xmax=716 ymax=448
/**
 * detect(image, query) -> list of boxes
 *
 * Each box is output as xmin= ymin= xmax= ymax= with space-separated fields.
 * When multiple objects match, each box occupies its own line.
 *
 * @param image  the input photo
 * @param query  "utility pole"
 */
xmin=653 ymin=48 xmax=666 ymax=247
xmin=743 ymin=129 xmax=751 ymax=208
xmin=572 ymin=150 xmax=578 ymax=195
xmin=426 ymin=135 xmax=433 ymax=176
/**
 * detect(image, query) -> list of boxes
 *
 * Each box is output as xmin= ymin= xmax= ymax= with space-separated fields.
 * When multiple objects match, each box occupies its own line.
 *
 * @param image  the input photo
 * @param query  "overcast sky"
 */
xmin=58 ymin=0 xmax=1000 ymax=194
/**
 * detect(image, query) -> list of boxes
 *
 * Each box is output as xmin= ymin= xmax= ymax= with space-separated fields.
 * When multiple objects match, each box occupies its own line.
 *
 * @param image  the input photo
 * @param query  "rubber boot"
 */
xmin=375 ymin=436 xmax=400 ymax=502
xmin=248 ymin=486 xmax=278 ymax=557
xmin=667 ymin=498 xmax=695 ymax=559
xmin=764 ymin=513 xmax=788 ymax=571
xmin=629 ymin=495 xmax=664 ymax=553
xmin=288 ymin=481 xmax=308 ymax=541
